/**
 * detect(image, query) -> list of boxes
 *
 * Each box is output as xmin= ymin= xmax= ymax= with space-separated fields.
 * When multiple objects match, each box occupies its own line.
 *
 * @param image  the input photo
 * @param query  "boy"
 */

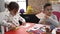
xmin=38 ymin=3 xmax=59 ymax=27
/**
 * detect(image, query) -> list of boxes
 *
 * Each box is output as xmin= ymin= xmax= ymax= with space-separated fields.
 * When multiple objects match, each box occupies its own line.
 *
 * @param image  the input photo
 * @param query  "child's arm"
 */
xmin=38 ymin=19 xmax=46 ymax=24
xmin=12 ymin=18 xmax=20 ymax=27
xmin=47 ymin=16 xmax=59 ymax=27
xmin=19 ymin=16 xmax=26 ymax=23
xmin=0 ymin=20 xmax=12 ymax=27
xmin=45 ymin=15 xmax=59 ymax=27
xmin=19 ymin=16 xmax=26 ymax=25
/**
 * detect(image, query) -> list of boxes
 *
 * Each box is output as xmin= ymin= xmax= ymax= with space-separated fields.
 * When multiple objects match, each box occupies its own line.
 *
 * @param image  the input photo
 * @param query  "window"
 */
xmin=18 ymin=0 xmax=26 ymax=12
xmin=4 ymin=0 xmax=26 ymax=12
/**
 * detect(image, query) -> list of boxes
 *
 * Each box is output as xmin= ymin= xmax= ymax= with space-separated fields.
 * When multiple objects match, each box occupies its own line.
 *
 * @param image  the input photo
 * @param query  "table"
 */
xmin=5 ymin=23 xmax=35 ymax=34
xmin=5 ymin=23 xmax=59 ymax=34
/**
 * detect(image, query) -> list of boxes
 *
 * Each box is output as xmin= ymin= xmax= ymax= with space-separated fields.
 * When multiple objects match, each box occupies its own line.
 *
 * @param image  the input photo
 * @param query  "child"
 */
xmin=1 ymin=2 xmax=26 ymax=30
xmin=38 ymin=3 xmax=59 ymax=27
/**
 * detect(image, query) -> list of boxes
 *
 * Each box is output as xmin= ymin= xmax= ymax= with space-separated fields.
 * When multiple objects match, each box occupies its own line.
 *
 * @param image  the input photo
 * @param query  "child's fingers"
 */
xmin=22 ymin=23 xmax=26 ymax=26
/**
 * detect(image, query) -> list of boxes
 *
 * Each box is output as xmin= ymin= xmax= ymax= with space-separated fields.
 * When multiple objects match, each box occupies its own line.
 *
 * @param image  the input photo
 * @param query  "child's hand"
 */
xmin=11 ymin=26 xmax=19 ymax=30
xmin=22 ymin=22 xmax=26 ymax=26
xmin=40 ymin=20 xmax=46 ymax=24
xmin=10 ymin=24 xmax=16 ymax=28
xmin=45 ymin=15 xmax=49 ymax=19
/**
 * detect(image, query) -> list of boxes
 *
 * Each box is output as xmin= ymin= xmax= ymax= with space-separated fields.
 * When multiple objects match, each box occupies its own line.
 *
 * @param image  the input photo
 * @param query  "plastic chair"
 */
xmin=52 ymin=11 xmax=60 ymax=21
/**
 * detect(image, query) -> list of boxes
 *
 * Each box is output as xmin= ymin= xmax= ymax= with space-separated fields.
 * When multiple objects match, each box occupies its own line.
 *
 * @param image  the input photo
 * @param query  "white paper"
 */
xmin=28 ymin=24 xmax=44 ymax=31
xmin=52 ymin=28 xmax=57 ymax=34
xmin=36 ymin=12 xmax=45 ymax=19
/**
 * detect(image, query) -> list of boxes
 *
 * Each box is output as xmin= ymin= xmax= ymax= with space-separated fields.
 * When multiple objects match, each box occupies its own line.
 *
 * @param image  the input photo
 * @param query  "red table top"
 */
xmin=5 ymin=23 xmax=35 ymax=34
xmin=5 ymin=23 xmax=60 ymax=34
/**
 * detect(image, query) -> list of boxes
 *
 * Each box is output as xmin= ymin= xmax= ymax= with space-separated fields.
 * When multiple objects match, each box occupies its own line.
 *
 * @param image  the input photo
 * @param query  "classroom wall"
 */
xmin=4 ymin=0 xmax=26 ymax=12
xmin=52 ymin=4 xmax=60 ymax=12
xmin=28 ymin=0 xmax=48 ymax=14
xmin=0 ymin=0 xmax=5 ymax=12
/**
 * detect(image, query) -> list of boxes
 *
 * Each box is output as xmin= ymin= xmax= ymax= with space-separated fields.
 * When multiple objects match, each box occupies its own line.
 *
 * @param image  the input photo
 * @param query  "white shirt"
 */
xmin=4 ymin=12 xmax=26 ymax=27
xmin=0 ymin=11 xmax=11 ymax=27
xmin=0 ymin=10 xmax=26 ymax=27
xmin=36 ymin=12 xmax=59 ymax=27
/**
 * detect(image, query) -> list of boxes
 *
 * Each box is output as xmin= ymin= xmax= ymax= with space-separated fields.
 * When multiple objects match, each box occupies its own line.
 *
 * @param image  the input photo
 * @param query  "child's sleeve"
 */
xmin=46 ymin=15 xmax=59 ymax=27
xmin=0 ymin=14 xmax=12 ymax=27
xmin=0 ymin=20 xmax=12 ymax=27
xmin=19 ymin=15 xmax=26 ymax=23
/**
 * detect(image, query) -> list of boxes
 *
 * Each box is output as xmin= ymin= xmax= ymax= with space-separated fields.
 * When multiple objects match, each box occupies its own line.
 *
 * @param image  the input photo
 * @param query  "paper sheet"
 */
xmin=36 ymin=12 xmax=45 ymax=19
xmin=28 ymin=24 xmax=44 ymax=31
xmin=52 ymin=28 xmax=57 ymax=34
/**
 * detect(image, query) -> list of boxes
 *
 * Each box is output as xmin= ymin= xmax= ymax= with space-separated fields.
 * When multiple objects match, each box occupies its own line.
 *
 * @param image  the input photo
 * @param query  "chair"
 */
xmin=0 ymin=26 xmax=8 ymax=34
xmin=1 ymin=26 xmax=4 ymax=34
xmin=52 ymin=11 xmax=60 ymax=21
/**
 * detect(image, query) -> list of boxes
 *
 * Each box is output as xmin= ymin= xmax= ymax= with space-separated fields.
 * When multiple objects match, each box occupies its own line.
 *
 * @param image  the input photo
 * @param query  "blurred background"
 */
xmin=0 ymin=0 xmax=60 ymax=14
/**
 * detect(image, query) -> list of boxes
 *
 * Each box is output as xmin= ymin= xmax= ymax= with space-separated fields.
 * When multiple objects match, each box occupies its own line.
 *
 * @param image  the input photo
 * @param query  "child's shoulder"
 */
xmin=0 ymin=12 xmax=9 ymax=21
xmin=51 ymin=14 xmax=56 ymax=17
xmin=13 ymin=13 xmax=20 ymax=18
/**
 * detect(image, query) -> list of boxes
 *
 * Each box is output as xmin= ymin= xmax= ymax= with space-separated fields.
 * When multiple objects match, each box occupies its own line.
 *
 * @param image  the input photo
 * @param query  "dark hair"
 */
xmin=5 ymin=3 xmax=8 ymax=8
xmin=8 ymin=2 xmax=19 ymax=11
xmin=44 ymin=3 xmax=52 ymax=9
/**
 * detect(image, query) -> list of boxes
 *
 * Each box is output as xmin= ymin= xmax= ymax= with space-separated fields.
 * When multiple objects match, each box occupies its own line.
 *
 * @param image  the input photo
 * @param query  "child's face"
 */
xmin=44 ymin=6 xmax=52 ymax=16
xmin=10 ymin=9 xmax=18 ymax=15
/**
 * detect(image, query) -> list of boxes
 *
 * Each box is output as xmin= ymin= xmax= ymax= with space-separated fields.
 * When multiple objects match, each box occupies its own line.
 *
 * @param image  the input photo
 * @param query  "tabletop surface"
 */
xmin=5 ymin=23 xmax=60 ymax=34
xmin=5 ymin=23 xmax=35 ymax=34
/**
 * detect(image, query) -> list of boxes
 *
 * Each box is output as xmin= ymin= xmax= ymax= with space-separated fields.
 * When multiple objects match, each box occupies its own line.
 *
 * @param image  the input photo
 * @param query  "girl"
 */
xmin=1 ymin=2 xmax=26 ymax=30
